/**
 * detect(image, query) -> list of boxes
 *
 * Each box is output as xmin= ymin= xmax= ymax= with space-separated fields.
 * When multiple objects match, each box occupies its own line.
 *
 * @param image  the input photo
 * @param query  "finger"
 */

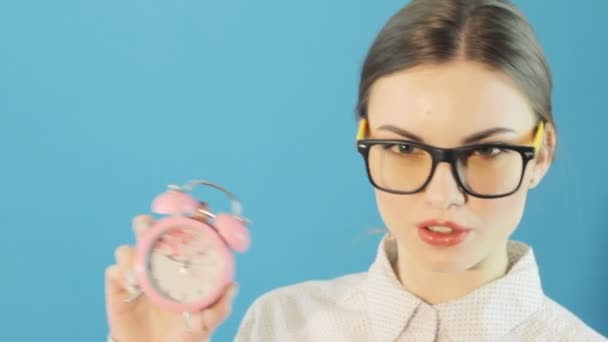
xmin=105 ymin=263 xmax=137 ymax=302
xmin=201 ymin=283 xmax=239 ymax=329
xmin=163 ymin=311 xmax=211 ymax=342
xmin=105 ymin=264 xmax=125 ymax=297
xmin=132 ymin=214 xmax=155 ymax=241
xmin=112 ymin=245 xmax=140 ymax=300
xmin=114 ymin=244 xmax=135 ymax=268
xmin=165 ymin=283 xmax=238 ymax=342
xmin=106 ymin=246 xmax=145 ymax=306
xmin=104 ymin=264 xmax=130 ymax=314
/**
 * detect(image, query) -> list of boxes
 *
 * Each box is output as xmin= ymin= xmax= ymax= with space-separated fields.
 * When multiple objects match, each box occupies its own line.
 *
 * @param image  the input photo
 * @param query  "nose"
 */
xmin=423 ymin=162 xmax=466 ymax=209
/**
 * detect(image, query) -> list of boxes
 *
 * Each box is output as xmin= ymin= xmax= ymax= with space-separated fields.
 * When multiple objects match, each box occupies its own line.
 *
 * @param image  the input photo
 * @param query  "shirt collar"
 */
xmin=363 ymin=236 xmax=424 ymax=341
xmin=363 ymin=235 xmax=545 ymax=341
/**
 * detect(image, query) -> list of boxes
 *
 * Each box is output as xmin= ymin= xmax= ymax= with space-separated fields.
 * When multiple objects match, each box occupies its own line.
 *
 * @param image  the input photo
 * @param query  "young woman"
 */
xmin=104 ymin=1 xmax=607 ymax=341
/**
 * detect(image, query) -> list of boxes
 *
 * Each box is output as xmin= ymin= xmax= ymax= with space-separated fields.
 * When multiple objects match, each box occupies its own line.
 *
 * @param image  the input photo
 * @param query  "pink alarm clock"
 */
xmin=131 ymin=180 xmax=250 ymax=314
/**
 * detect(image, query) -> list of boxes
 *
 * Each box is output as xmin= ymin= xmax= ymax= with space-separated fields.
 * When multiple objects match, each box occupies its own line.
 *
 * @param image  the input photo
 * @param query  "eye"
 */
xmin=384 ymin=143 xmax=415 ymax=154
xmin=472 ymin=146 xmax=504 ymax=157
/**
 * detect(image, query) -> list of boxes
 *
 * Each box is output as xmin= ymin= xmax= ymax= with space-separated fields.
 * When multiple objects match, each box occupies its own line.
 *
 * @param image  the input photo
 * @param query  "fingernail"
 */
xmin=134 ymin=218 xmax=152 ymax=233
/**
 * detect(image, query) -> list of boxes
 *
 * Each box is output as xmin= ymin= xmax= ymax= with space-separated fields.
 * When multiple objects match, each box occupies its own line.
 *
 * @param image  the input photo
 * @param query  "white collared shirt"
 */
xmin=234 ymin=237 xmax=606 ymax=341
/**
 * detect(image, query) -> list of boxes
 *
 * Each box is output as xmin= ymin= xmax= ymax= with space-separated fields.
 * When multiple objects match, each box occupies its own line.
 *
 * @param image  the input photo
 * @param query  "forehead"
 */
xmin=366 ymin=61 xmax=536 ymax=138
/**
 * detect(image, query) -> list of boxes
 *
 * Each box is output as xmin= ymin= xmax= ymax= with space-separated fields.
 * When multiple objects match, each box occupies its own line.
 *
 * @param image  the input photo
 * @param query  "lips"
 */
xmin=416 ymin=219 xmax=471 ymax=247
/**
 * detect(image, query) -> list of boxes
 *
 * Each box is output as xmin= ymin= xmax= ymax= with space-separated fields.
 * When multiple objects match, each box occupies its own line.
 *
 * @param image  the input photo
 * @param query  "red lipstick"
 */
xmin=416 ymin=220 xmax=471 ymax=247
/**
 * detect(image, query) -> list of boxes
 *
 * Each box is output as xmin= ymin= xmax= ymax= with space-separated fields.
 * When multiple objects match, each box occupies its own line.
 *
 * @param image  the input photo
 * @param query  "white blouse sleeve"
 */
xmin=233 ymin=300 xmax=262 ymax=341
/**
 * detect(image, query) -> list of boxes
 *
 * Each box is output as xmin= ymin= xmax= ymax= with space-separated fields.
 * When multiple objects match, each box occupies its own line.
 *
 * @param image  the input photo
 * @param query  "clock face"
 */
xmin=146 ymin=225 xmax=225 ymax=303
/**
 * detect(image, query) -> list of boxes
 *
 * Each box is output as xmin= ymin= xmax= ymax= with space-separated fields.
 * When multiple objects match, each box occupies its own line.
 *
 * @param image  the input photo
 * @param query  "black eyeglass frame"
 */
xmin=356 ymin=139 xmax=537 ymax=199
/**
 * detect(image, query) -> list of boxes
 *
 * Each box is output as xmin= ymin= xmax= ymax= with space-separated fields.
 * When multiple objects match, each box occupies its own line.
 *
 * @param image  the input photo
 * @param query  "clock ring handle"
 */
xmin=174 ymin=180 xmax=244 ymax=220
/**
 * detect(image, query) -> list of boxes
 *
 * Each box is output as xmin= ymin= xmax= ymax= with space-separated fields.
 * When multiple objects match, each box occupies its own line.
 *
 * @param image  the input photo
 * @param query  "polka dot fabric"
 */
xmin=233 ymin=237 xmax=607 ymax=342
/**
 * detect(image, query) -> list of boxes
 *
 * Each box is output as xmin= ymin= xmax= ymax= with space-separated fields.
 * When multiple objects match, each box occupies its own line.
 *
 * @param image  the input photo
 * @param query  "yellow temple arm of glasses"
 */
xmin=532 ymin=121 xmax=545 ymax=155
xmin=356 ymin=118 xmax=368 ymax=141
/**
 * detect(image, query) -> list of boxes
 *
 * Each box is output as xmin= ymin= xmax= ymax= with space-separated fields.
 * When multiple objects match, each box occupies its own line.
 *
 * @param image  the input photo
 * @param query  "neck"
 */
xmin=394 ymin=242 xmax=510 ymax=305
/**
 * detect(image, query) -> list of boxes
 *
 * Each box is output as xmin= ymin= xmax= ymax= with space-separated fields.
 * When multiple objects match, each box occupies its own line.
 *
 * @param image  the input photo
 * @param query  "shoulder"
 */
xmin=520 ymin=296 xmax=607 ymax=341
xmin=244 ymin=271 xmax=366 ymax=318
xmin=256 ymin=271 xmax=364 ymax=306
xmin=234 ymin=272 xmax=366 ymax=341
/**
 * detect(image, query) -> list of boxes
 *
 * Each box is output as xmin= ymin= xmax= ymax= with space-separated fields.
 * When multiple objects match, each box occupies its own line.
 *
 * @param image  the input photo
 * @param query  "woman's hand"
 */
xmin=104 ymin=214 xmax=238 ymax=342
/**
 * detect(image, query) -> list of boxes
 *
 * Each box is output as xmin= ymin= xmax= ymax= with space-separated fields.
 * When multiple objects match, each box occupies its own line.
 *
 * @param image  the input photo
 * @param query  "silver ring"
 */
xmin=123 ymin=290 xmax=142 ymax=303
xmin=183 ymin=312 xmax=193 ymax=331
xmin=182 ymin=312 xmax=208 ymax=332
xmin=123 ymin=270 xmax=143 ymax=303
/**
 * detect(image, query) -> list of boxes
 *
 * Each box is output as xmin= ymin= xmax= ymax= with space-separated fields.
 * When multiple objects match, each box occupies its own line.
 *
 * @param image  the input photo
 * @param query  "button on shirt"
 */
xmin=234 ymin=236 xmax=607 ymax=341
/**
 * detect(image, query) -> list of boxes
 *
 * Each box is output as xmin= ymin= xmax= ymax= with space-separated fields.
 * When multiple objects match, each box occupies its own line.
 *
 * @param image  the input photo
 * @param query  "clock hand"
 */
xmin=162 ymin=253 xmax=190 ymax=271
xmin=164 ymin=252 xmax=189 ymax=264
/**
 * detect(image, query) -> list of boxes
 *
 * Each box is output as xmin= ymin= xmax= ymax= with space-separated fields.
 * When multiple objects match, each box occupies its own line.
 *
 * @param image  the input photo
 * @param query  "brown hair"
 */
xmin=356 ymin=0 xmax=553 ymax=127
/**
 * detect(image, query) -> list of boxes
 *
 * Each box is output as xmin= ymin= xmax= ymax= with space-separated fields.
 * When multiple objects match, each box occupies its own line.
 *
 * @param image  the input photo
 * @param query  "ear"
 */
xmin=529 ymin=121 xmax=557 ymax=189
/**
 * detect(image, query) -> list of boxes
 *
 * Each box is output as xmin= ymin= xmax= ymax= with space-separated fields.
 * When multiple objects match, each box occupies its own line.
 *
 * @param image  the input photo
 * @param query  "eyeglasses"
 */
xmin=355 ymin=119 xmax=545 ymax=199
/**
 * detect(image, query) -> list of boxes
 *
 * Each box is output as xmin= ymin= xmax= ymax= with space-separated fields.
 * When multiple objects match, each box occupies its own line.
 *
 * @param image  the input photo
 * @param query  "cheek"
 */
xmin=471 ymin=190 xmax=528 ymax=234
xmin=477 ymin=164 xmax=536 ymax=232
xmin=374 ymin=190 xmax=417 ymax=229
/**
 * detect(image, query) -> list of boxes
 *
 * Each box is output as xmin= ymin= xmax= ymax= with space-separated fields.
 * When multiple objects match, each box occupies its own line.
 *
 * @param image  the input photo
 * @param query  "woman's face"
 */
xmin=365 ymin=60 xmax=555 ymax=272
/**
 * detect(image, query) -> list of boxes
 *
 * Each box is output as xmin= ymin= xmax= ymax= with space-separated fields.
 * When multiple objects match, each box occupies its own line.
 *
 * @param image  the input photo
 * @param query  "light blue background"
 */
xmin=1 ymin=0 xmax=606 ymax=340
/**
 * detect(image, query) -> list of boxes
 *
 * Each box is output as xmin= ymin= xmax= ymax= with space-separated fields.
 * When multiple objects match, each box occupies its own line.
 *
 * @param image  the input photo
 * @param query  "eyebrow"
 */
xmin=376 ymin=125 xmax=518 ymax=144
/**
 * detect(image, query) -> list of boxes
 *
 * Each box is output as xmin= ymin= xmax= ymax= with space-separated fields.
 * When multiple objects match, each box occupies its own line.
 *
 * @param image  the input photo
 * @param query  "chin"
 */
xmin=402 ymin=236 xmax=486 ymax=273
xmin=419 ymin=252 xmax=483 ymax=273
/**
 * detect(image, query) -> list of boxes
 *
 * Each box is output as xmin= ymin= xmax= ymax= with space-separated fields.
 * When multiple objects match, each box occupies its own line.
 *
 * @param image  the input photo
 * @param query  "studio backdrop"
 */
xmin=0 ymin=0 xmax=606 ymax=340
